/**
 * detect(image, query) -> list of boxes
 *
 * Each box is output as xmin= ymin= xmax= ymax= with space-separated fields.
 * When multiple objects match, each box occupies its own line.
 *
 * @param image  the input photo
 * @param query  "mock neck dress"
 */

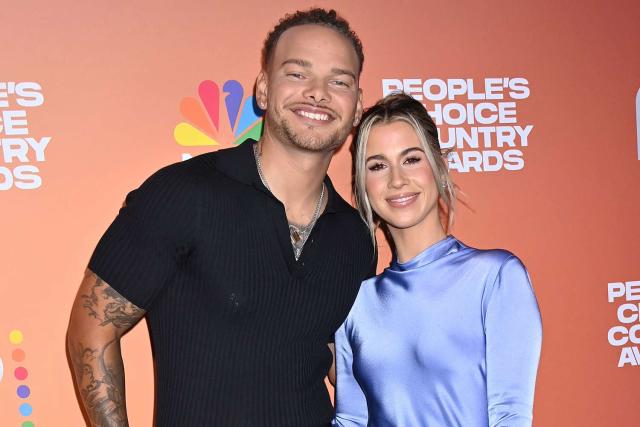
xmin=333 ymin=236 xmax=542 ymax=427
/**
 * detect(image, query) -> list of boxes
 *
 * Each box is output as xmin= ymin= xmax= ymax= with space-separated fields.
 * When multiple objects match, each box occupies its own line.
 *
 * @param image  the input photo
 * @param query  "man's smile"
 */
xmin=290 ymin=104 xmax=337 ymax=125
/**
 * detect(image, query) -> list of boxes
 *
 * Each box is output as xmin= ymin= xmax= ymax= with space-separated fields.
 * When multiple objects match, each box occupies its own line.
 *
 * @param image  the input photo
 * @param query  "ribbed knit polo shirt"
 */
xmin=89 ymin=139 xmax=376 ymax=426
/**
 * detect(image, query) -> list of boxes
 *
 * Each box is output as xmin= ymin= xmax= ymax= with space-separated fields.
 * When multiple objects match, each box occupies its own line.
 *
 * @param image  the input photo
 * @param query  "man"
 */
xmin=67 ymin=8 xmax=375 ymax=426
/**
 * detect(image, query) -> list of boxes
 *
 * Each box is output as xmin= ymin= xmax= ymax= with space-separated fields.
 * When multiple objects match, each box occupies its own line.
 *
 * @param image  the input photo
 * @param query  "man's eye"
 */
xmin=367 ymin=162 xmax=385 ymax=172
xmin=332 ymin=80 xmax=350 ymax=87
xmin=287 ymin=73 xmax=304 ymax=79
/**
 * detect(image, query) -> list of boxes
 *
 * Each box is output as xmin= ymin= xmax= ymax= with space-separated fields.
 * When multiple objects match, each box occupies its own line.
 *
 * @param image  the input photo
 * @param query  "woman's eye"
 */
xmin=367 ymin=162 xmax=386 ymax=172
xmin=404 ymin=156 xmax=422 ymax=165
xmin=287 ymin=73 xmax=304 ymax=79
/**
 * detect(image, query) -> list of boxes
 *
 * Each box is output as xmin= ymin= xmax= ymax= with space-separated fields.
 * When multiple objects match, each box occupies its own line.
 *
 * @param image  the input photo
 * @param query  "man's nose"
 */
xmin=303 ymin=79 xmax=331 ymax=104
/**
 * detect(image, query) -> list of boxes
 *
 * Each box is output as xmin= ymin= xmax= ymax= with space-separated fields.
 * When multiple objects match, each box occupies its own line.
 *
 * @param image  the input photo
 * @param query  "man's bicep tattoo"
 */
xmin=80 ymin=270 xmax=145 ymax=334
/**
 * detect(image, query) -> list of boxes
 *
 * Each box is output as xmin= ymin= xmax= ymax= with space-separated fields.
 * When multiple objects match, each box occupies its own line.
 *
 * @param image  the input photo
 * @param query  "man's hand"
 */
xmin=67 ymin=269 xmax=145 ymax=426
xmin=328 ymin=343 xmax=336 ymax=386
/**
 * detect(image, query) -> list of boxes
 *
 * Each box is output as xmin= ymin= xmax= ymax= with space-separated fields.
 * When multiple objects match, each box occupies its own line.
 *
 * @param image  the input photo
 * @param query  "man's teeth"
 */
xmin=298 ymin=110 xmax=330 ymax=121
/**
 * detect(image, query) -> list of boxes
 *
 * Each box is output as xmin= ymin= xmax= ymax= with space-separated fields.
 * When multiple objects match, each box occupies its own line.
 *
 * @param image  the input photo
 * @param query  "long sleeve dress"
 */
xmin=333 ymin=236 xmax=542 ymax=427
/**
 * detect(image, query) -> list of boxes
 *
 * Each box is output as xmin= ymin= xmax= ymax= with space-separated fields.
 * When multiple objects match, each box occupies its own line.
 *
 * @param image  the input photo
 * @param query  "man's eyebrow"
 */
xmin=281 ymin=59 xmax=357 ymax=81
xmin=331 ymin=68 xmax=356 ymax=81
xmin=281 ymin=58 xmax=312 ymax=68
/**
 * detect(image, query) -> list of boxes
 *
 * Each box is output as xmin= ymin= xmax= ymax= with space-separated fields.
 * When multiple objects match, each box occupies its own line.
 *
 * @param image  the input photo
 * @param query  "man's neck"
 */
xmin=256 ymin=134 xmax=333 ymax=225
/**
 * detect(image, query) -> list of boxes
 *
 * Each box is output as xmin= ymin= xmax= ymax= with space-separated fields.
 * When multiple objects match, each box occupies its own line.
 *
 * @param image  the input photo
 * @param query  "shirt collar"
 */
xmin=213 ymin=138 xmax=350 ymax=214
xmin=390 ymin=236 xmax=464 ymax=271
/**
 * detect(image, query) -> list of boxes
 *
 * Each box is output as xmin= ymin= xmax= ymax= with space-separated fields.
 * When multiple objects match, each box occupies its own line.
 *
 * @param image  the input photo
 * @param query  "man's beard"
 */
xmin=270 ymin=116 xmax=352 ymax=153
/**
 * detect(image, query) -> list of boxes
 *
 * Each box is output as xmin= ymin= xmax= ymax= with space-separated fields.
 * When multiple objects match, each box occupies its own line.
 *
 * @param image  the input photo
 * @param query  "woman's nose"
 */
xmin=388 ymin=166 xmax=408 ymax=189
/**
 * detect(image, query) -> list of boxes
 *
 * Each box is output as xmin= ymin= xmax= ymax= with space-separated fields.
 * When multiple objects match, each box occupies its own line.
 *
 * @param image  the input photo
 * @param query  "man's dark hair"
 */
xmin=262 ymin=8 xmax=364 ymax=75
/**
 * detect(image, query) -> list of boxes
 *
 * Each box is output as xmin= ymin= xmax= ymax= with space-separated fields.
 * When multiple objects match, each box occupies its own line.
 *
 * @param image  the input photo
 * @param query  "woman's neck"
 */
xmin=388 ymin=218 xmax=447 ymax=264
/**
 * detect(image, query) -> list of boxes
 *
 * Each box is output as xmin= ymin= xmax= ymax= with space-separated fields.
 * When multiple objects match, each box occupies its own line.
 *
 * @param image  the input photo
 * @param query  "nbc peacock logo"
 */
xmin=174 ymin=80 xmax=264 ymax=158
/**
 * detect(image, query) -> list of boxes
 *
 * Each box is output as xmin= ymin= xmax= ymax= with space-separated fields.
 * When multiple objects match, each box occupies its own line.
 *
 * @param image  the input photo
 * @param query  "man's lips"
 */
xmin=290 ymin=104 xmax=337 ymax=123
xmin=386 ymin=193 xmax=420 ymax=207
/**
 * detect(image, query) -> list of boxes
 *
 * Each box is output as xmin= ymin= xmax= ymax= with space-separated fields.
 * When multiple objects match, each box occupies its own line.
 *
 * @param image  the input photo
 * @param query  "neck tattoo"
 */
xmin=253 ymin=143 xmax=325 ymax=261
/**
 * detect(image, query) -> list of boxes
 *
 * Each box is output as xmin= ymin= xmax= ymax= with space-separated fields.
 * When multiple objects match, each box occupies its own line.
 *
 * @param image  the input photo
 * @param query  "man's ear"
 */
xmin=256 ymin=70 xmax=268 ymax=110
xmin=354 ymin=87 xmax=363 ymax=126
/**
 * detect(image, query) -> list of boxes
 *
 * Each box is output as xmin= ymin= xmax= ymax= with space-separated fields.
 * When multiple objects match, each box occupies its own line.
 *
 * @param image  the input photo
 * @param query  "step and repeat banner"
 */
xmin=1 ymin=1 xmax=639 ymax=425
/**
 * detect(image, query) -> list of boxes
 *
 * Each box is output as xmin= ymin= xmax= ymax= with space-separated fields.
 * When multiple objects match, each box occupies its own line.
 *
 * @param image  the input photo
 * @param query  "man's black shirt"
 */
xmin=89 ymin=140 xmax=376 ymax=426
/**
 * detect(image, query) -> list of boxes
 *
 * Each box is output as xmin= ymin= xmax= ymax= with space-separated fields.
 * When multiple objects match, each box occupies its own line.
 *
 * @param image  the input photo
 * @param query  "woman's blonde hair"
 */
xmin=353 ymin=92 xmax=456 ymax=246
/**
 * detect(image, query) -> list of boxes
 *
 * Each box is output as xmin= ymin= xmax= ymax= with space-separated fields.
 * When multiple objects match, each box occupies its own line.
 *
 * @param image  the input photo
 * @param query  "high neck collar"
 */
xmin=390 ymin=236 xmax=463 ymax=272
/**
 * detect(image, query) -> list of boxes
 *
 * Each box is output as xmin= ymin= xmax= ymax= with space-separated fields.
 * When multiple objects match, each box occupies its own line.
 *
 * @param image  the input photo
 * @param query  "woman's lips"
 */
xmin=386 ymin=192 xmax=419 ymax=208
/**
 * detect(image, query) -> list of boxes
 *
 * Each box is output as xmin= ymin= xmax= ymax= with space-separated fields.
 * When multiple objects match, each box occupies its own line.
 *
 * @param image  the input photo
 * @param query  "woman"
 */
xmin=333 ymin=93 xmax=542 ymax=427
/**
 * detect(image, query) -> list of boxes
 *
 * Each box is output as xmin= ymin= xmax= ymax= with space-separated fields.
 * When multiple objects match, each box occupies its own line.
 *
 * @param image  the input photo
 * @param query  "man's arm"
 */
xmin=67 ymin=269 xmax=145 ymax=427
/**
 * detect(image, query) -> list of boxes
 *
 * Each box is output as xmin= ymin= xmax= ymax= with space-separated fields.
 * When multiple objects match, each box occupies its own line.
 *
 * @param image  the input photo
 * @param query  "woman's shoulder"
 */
xmin=457 ymin=242 xmax=535 ymax=305
xmin=455 ymin=239 xmax=523 ymax=269
xmin=344 ymin=273 xmax=385 ymax=317
xmin=451 ymin=240 xmax=532 ymax=291
xmin=355 ymin=274 xmax=382 ymax=299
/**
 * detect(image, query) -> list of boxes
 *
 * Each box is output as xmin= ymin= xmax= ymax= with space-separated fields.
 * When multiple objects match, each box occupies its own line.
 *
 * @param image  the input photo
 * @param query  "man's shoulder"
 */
xmin=156 ymin=151 xmax=218 ymax=179
xmin=330 ymin=188 xmax=356 ymax=213
xmin=143 ymin=146 xmax=247 ymax=193
xmin=327 ymin=190 xmax=368 ymax=235
xmin=321 ymin=188 xmax=375 ymax=272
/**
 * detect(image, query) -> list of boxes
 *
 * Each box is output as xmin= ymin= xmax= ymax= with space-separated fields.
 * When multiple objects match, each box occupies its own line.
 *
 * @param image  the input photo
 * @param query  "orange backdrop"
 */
xmin=1 ymin=0 xmax=639 ymax=425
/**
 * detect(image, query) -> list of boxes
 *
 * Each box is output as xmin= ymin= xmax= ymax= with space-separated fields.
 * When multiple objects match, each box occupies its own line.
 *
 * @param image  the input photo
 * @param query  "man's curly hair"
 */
xmin=262 ymin=8 xmax=364 ymax=75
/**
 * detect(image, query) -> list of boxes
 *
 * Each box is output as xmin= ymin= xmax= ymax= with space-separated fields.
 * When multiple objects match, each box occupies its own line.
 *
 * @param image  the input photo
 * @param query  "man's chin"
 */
xmin=285 ymin=129 xmax=343 ymax=152
xmin=289 ymin=135 xmax=344 ymax=153
xmin=274 ymin=119 xmax=350 ymax=152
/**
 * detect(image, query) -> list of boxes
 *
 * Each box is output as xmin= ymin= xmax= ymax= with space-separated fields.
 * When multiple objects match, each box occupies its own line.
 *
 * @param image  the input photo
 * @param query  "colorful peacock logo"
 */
xmin=174 ymin=80 xmax=264 ymax=148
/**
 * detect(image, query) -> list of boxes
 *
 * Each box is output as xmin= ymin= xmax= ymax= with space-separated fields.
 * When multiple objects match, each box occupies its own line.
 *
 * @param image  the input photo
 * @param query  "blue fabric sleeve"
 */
xmin=484 ymin=256 xmax=542 ymax=427
xmin=333 ymin=319 xmax=368 ymax=427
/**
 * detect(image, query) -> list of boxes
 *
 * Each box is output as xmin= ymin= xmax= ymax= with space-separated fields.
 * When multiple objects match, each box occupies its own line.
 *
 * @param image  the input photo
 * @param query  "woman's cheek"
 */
xmin=365 ymin=175 xmax=383 ymax=213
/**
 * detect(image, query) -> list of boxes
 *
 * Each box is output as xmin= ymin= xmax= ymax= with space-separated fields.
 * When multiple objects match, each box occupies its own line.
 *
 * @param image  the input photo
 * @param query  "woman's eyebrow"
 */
xmin=366 ymin=147 xmax=424 ymax=162
xmin=366 ymin=154 xmax=386 ymax=162
xmin=401 ymin=147 xmax=425 ymax=155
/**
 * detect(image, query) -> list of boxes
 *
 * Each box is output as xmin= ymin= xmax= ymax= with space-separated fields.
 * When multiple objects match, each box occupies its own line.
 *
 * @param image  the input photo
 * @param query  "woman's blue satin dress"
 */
xmin=333 ymin=236 xmax=542 ymax=427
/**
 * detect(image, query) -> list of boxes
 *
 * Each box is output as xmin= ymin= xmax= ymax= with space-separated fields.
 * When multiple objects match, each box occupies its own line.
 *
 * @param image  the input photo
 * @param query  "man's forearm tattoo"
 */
xmin=70 ymin=340 xmax=128 ymax=427
xmin=70 ymin=272 xmax=144 ymax=426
